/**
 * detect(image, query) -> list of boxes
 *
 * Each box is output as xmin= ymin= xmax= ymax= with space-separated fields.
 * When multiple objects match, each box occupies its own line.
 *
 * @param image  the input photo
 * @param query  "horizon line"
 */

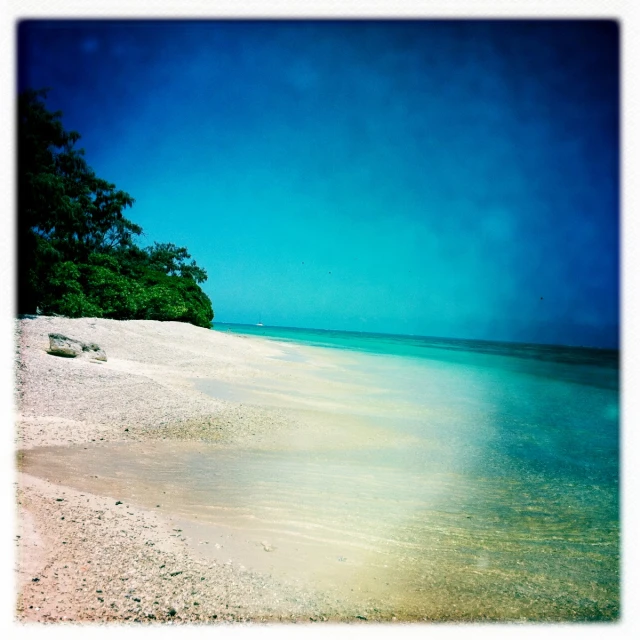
xmin=212 ymin=321 xmax=620 ymax=352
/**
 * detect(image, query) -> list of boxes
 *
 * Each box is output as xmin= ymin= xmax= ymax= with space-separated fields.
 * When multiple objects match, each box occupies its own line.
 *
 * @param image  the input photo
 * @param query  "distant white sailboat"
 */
xmin=256 ymin=315 xmax=264 ymax=327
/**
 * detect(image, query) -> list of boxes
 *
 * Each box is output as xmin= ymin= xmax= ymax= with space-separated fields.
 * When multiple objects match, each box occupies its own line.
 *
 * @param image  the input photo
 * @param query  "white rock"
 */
xmin=48 ymin=333 xmax=107 ymax=362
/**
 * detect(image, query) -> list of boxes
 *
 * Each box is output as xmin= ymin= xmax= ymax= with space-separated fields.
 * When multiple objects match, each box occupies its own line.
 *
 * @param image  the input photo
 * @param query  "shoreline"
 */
xmin=13 ymin=316 xmax=620 ymax=623
xmin=14 ymin=316 xmax=362 ymax=623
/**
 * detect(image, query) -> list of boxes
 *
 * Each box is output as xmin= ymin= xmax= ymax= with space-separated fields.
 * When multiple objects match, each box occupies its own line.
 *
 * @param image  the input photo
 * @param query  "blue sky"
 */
xmin=18 ymin=20 xmax=620 ymax=347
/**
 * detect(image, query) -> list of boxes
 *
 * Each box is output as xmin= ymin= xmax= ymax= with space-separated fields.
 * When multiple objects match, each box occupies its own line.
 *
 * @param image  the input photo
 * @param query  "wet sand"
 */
xmin=16 ymin=316 xmax=435 ymax=623
xmin=14 ymin=317 xmax=368 ymax=623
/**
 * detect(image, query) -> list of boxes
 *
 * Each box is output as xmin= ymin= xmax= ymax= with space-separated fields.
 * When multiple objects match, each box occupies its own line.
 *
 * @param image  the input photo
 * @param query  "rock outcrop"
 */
xmin=48 ymin=333 xmax=107 ymax=361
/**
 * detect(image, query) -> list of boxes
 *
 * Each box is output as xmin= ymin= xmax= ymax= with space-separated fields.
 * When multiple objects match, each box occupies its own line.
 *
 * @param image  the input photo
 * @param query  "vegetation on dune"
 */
xmin=17 ymin=89 xmax=213 ymax=327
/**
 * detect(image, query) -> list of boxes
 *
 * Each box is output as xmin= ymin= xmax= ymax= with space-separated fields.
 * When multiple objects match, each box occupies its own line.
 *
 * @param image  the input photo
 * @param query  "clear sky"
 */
xmin=18 ymin=20 xmax=620 ymax=348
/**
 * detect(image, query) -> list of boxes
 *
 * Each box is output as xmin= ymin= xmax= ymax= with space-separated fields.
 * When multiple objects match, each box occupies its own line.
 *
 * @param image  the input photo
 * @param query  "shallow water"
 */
xmin=21 ymin=334 xmax=619 ymax=621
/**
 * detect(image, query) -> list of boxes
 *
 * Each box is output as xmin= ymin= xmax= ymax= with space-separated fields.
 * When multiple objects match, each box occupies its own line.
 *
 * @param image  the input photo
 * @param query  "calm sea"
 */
xmin=212 ymin=323 xmax=619 ymax=389
xmin=205 ymin=322 xmax=620 ymax=619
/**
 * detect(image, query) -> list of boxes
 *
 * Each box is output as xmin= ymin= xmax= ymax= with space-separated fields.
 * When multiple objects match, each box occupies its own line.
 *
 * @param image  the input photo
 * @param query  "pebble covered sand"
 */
xmin=14 ymin=316 xmax=363 ymax=625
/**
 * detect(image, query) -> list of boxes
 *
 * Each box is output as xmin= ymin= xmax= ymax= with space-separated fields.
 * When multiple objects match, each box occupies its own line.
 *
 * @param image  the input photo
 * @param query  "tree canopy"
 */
xmin=17 ymin=89 xmax=214 ymax=328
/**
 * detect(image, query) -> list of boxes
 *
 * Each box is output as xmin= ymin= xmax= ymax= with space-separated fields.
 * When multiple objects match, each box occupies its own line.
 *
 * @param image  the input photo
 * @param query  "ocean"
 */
xmin=206 ymin=323 xmax=620 ymax=620
xmin=212 ymin=322 xmax=619 ymax=365
xmin=213 ymin=322 xmax=619 ymax=388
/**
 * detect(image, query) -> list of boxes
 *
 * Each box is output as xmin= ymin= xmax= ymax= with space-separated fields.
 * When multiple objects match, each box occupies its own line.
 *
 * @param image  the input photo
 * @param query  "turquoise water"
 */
xmin=212 ymin=323 xmax=619 ymax=483
xmin=212 ymin=322 xmax=620 ymax=483
xmin=206 ymin=322 xmax=620 ymax=619
xmin=213 ymin=323 xmax=619 ymax=389
xmin=212 ymin=323 xmax=619 ymax=366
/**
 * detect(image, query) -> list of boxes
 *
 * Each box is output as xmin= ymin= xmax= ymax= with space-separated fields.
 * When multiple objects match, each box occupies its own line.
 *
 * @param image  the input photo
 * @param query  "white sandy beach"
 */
xmin=15 ymin=316 xmax=381 ymax=623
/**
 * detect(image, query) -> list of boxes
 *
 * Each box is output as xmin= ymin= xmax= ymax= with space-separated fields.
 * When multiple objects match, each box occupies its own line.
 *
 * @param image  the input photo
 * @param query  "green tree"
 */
xmin=18 ymin=89 xmax=139 ymax=310
xmin=18 ymin=89 xmax=214 ymax=328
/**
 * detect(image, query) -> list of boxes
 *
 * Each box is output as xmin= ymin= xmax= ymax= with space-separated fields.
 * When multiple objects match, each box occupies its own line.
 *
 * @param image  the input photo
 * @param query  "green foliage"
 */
xmin=140 ymin=270 xmax=215 ymax=327
xmin=18 ymin=89 xmax=214 ymax=328
xmin=144 ymin=242 xmax=208 ymax=283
